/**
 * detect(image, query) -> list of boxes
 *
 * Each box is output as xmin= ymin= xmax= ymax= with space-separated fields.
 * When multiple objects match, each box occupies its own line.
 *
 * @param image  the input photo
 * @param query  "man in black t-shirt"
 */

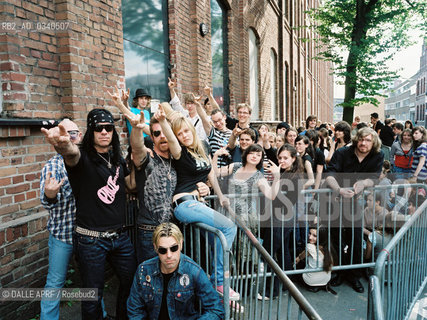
xmin=325 ymin=127 xmax=384 ymax=294
xmin=42 ymin=108 xmax=137 ymax=320
xmin=225 ymin=103 xmax=259 ymax=142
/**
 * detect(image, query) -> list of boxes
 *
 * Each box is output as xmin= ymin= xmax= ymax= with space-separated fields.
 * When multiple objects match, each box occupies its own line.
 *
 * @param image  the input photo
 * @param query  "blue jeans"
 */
xmin=40 ymin=234 xmax=73 ymax=320
xmin=136 ymin=229 xmax=157 ymax=264
xmin=174 ymin=199 xmax=237 ymax=286
xmin=75 ymin=232 xmax=137 ymax=320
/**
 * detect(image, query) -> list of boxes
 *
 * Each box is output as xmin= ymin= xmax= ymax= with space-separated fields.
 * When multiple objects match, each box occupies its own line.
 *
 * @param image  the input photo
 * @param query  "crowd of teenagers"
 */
xmin=39 ymin=82 xmax=426 ymax=319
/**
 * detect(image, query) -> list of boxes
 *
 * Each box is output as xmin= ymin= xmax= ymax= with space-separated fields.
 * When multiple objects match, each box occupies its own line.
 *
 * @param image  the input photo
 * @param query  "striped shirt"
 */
xmin=40 ymin=154 xmax=76 ymax=244
xmin=208 ymin=127 xmax=232 ymax=167
xmin=411 ymin=142 xmax=427 ymax=181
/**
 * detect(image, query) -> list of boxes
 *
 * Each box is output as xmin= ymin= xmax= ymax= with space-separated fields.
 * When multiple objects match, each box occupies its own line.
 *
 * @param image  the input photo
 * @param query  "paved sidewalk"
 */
xmin=58 ymin=276 xmax=369 ymax=320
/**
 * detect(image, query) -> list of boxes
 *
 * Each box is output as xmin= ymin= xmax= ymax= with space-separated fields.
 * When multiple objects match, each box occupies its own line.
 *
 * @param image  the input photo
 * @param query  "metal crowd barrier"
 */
xmin=180 ymin=206 xmax=321 ymax=320
xmin=124 ymin=182 xmax=426 ymax=319
xmin=367 ymin=185 xmax=427 ymax=320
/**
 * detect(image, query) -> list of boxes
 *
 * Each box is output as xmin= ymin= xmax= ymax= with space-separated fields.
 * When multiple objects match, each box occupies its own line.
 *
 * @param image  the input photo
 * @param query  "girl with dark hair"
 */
xmin=305 ymin=130 xmax=326 ymax=189
xmin=213 ymin=144 xmax=280 ymax=231
xmin=295 ymin=225 xmax=336 ymax=292
xmin=262 ymin=144 xmax=304 ymax=298
xmin=294 ymin=135 xmax=315 ymax=189
xmin=405 ymin=120 xmax=414 ymax=130
xmin=214 ymin=144 xmax=280 ymax=267
xmin=411 ymin=126 xmax=427 ymax=183
xmin=326 ymin=121 xmax=351 ymax=164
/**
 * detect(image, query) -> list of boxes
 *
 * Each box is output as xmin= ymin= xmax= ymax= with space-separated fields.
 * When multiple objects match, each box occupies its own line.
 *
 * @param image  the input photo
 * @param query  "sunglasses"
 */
xmin=157 ymin=244 xmax=179 ymax=255
xmin=67 ymin=130 xmax=79 ymax=140
xmin=94 ymin=124 xmax=114 ymax=132
xmin=152 ymin=130 xmax=161 ymax=137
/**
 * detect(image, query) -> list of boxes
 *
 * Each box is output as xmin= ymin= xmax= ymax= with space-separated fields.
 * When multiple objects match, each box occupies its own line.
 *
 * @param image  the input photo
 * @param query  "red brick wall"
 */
xmin=0 ymin=0 xmax=125 ymax=318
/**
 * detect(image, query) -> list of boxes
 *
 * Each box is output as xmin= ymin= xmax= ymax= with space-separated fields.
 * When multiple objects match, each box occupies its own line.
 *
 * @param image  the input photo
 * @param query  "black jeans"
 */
xmin=75 ymin=233 xmax=137 ymax=320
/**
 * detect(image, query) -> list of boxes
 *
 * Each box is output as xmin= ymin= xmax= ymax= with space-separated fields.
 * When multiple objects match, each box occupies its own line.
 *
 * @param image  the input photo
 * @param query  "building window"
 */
xmin=249 ymin=28 xmax=259 ymax=120
xmin=122 ymin=0 xmax=169 ymax=104
xmin=211 ymin=0 xmax=229 ymax=111
xmin=270 ymin=49 xmax=277 ymax=121
xmin=284 ymin=62 xmax=289 ymax=121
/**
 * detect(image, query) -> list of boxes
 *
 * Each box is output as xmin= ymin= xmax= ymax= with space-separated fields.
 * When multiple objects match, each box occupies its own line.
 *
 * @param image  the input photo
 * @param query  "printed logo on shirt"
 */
xmin=97 ymin=167 xmax=120 ymax=204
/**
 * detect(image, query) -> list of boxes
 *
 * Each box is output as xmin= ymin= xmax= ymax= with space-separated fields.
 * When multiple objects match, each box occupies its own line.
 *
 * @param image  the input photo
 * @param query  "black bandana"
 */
xmin=87 ymin=108 xmax=114 ymax=128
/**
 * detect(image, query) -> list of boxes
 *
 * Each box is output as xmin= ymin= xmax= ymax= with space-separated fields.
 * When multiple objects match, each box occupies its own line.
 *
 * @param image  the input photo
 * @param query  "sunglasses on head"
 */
xmin=67 ymin=130 xmax=79 ymax=140
xmin=152 ymin=130 xmax=161 ymax=137
xmin=157 ymin=244 xmax=179 ymax=255
xmin=94 ymin=124 xmax=114 ymax=132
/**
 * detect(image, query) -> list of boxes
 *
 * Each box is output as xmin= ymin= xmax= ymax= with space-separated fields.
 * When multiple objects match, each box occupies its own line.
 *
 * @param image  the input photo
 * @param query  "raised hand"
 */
xmin=191 ymin=93 xmax=203 ymax=105
xmin=41 ymin=124 xmax=70 ymax=148
xmin=125 ymin=110 xmax=146 ymax=129
xmin=203 ymin=84 xmax=212 ymax=96
xmin=168 ymin=77 xmax=176 ymax=89
xmin=154 ymin=104 xmax=166 ymax=122
xmin=107 ymin=86 xmax=123 ymax=106
xmin=265 ymin=160 xmax=280 ymax=179
xmin=121 ymin=88 xmax=130 ymax=107
xmin=214 ymin=146 xmax=230 ymax=157
xmin=44 ymin=171 xmax=64 ymax=199
xmin=232 ymin=125 xmax=242 ymax=137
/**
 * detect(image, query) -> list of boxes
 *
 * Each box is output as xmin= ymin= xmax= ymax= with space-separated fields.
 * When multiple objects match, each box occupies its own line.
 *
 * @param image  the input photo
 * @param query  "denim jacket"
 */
xmin=127 ymin=254 xmax=224 ymax=320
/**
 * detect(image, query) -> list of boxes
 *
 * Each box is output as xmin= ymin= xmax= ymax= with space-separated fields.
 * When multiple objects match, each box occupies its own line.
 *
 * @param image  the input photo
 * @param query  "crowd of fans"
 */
xmin=39 ymin=83 xmax=426 ymax=319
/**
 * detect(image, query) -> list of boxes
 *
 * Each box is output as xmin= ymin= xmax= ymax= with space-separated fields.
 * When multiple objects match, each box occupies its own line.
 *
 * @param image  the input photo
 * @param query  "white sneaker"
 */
xmin=216 ymin=285 xmax=240 ymax=301
xmin=230 ymin=300 xmax=245 ymax=313
xmin=257 ymin=293 xmax=270 ymax=301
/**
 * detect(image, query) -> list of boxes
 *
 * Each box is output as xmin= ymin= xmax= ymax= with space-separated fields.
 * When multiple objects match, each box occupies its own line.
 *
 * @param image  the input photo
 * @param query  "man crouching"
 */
xmin=127 ymin=222 xmax=224 ymax=319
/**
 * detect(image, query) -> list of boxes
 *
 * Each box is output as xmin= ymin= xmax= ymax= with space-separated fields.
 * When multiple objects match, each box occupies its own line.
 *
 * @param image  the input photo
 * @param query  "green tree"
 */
xmin=308 ymin=0 xmax=427 ymax=124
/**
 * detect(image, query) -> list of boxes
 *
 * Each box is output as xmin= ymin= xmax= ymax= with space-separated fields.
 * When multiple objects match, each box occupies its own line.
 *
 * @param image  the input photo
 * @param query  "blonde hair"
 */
xmin=152 ymin=222 xmax=183 ymax=247
xmin=171 ymin=116 xmax=209 ymax=163
xmin=183 ymin=93 xmax=195 ymax=105
xmin=236 ymin=103 xmax=252 ymax=114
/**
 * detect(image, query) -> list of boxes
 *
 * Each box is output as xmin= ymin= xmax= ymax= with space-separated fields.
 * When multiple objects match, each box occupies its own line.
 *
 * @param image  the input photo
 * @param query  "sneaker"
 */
xmin=230 ymin=300 xmax=244 ymax=313
xmin=257 ymin=293 xmax=270 ymax=301
xmin=216 ymin=285 xmax=240 ymax=301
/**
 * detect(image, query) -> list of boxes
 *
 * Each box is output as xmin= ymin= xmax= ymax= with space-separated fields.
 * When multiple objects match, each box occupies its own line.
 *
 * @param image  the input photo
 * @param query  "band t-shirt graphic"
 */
xmin=66 ymin=150 xmax=129 ymax=231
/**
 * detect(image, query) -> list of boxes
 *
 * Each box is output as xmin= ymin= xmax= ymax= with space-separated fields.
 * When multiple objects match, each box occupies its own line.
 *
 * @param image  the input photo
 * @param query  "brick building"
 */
xmin=0 ymin=0 xmax=333 ymax=318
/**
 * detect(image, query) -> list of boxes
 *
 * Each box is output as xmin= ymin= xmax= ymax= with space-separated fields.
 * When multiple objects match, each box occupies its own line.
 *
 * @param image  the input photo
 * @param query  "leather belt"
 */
xmin=75 ymin=226 xmax=123 ymax=239
xmin=173 ymin=195 xmax=198 ymax=209
xmin=137 ymin=224 xmax=157 ymax=231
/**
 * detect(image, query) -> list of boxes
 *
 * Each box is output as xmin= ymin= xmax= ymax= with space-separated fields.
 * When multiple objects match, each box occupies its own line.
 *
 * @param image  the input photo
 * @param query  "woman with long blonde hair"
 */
xmin=155 ymin=101 xmax=240 ymax=301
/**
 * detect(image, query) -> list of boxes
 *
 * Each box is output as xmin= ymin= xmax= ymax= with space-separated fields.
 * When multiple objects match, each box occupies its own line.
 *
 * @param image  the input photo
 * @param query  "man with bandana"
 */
xmin=127 ymin=222 xmax=224 ymax=319
xmin=42 ymin=108 xmax=137 ymax=320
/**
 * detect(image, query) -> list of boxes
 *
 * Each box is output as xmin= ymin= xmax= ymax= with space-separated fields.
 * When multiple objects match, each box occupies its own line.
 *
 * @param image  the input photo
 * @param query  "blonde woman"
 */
xmin=155 ymin=102 xmax=240 ymax=301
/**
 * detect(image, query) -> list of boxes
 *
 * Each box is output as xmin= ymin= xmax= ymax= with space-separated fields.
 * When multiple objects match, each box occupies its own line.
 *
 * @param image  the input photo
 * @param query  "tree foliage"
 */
xmin=308 ymin=0 xmax=427 ymax=123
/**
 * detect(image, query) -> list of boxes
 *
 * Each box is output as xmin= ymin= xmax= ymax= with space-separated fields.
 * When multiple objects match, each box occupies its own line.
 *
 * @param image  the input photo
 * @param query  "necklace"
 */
xmin=98 ymin=152 xmax=112 ymax=169
xmin=158 ymin=154 xmax=172 ymax=180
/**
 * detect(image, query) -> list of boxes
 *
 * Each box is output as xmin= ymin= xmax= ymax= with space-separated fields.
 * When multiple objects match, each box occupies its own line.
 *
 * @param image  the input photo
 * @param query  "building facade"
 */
xmin=415 ymin=39 xmax=426 ymax=126
xmin=384 ymin=77 xmax=418 ymax=124
xmin=0 ymin=1 xmax=333 ymax=318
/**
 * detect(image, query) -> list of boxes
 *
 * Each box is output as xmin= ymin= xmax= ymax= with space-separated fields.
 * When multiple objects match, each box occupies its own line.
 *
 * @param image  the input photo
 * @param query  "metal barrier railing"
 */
xmin=180 ymin=205 xmax=322 ymax=320
xmin=125 ymin=182 xmax=426 ymax=319
xmin=367 ymin=185 xmax=427 ymax=320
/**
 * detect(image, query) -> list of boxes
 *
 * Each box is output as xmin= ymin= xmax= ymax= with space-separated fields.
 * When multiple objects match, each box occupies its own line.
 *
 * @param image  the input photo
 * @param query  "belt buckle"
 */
xmin=101 ymin=231 xmax=118 ymax=239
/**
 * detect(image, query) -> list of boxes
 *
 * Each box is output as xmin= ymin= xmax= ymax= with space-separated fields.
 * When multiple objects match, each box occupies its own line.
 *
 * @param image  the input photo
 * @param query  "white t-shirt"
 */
xmin=302 ymin=243 xmax=331 ymax=286
xmin=169 ymin=95 xmax=207 ymax=141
